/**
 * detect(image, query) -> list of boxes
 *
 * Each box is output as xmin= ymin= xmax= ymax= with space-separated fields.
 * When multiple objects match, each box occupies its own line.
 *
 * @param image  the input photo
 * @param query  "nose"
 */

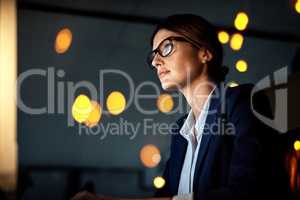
xmin=151 ymin=53 xmax=164 ymax=69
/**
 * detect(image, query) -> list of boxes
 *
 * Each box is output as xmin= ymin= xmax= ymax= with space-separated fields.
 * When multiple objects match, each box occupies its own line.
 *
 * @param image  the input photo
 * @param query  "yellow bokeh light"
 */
xmin=157 ymin=94 xmax=174 ymax=113
xmin=230 ymin=33 xmax=244 ymax=51
xmin=84 ymin=101 xmax=102 ymax=127
xmin=55 ymin=28 xmax=72 ymax=54
xmin=235 ymin=60 xmax=248 ymax=72
xmin=295 ymin=1 xmax=300 ymax=14
xmin=294 ymin=140 xmax=300 ymax=151
xmin=234 ymin=12 xmax=249 ymax=31
xmin=72 ymin=95 xmax=92 ymax=123
xmin=153 ymin=176 xmax=165 ymax=189
xmin=106 ymin=91 xmax=126 ymax=115
xmin=227 ymin=81 xmax=239 ymax=88
xmin=218 ymin=31 xmax=229 ymax=44
xmin=140 ymin=144 xmax=161 ymax=168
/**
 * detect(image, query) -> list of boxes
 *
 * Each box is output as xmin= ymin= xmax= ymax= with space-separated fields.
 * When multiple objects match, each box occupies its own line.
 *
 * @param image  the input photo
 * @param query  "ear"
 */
xmin=198 ymin=48 xmax=213 ymax=64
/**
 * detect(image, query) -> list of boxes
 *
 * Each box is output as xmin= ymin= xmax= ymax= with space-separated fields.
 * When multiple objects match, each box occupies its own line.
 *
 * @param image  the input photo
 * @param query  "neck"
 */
xmin=180 ymin=76 xmax=215 ymax=119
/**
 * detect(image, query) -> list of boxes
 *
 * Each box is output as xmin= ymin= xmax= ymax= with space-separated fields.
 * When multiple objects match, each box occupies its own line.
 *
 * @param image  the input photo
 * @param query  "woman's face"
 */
xmin=152 ymin=29 xmax=206 ymax=91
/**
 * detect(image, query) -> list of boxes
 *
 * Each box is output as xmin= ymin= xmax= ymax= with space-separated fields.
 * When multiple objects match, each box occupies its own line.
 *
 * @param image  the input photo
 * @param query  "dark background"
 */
xmin=16 ymin=0 xmax=300 ymax=199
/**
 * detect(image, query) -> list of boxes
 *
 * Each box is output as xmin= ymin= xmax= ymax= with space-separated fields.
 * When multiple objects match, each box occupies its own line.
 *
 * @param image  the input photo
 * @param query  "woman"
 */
xmin=72 ymin=14 xmax=290 ymax=200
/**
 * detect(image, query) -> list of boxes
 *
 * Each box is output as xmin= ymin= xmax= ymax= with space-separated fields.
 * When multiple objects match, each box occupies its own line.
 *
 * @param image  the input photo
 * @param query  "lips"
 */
xmin=158 ymin=70 xmax=170 ymax=79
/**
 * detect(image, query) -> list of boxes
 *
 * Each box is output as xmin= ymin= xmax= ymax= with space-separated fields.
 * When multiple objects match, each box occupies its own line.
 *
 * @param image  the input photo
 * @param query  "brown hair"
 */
xmin=150 ymin=14 xmax=228 ymax=83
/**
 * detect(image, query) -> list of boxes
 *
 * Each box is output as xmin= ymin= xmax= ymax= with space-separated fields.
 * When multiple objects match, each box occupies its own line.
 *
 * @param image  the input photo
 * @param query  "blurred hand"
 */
xmin=71 ymin=191 xmax=114 ymax=200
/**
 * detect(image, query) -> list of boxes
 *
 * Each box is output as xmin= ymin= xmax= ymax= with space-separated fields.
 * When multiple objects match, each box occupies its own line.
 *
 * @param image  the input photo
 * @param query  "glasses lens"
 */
xmin=146 ymin=39 xmax=174 ymax=69
xmin=161 ymin=41 xmax=173 ymax=57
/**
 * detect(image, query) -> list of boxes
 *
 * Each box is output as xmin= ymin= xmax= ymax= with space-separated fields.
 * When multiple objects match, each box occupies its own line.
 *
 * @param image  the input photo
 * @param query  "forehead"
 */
xmin=152 ymin=29 xmax=182 ymax=50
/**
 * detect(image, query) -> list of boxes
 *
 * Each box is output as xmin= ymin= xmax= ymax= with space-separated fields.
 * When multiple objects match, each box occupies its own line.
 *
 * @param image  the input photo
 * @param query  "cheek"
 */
xmin=170 ymin=52 xmax=201 ymax=82
xmin=166 ymin=63 xmax=191 ymax=88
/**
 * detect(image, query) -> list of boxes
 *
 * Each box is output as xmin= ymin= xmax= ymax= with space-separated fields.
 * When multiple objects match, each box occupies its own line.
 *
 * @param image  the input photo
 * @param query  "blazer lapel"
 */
xmin=171 ymin=134 xmax=188 ymax=194
xmin=168 ymin=114 xmax=188 ymax=194
xmin=193 ymin=87 xmax=221 ymax=190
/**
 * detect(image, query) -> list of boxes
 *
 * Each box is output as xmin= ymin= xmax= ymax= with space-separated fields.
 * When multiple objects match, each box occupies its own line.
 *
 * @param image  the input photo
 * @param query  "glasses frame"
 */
xmin=147 ymin=36 xmax=203 ymax=69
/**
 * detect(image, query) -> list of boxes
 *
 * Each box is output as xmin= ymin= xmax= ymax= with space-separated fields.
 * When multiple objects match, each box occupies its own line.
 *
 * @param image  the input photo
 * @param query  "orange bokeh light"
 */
xmin=140 ymin=144 xmax=161 ymax=168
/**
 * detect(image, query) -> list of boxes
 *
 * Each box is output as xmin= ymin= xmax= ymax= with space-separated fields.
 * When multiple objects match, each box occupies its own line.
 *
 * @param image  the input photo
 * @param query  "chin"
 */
xmin=161 ymin=82 xmax=179 ymax=91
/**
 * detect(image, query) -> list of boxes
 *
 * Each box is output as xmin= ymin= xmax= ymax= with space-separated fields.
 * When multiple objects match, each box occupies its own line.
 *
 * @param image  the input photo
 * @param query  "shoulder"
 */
xmin=225 ymin=83 xmax=254 ymax=106
xmin=225 ymin=83 xmax=272 ymax=118
xmin=173 ymin=84 xmax=258 ymax=127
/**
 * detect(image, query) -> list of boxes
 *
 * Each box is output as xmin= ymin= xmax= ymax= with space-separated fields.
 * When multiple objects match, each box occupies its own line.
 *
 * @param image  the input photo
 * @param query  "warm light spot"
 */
xmin=290 ymin=156 xmax=297 ymax=191
xmin=153 ymin=176 xmax=165 ymax=189
xmin=152 ymin=153 xmax=161 ymax=164
xmin=106 ymin=91 xmax=126 ymax=115
xmin=230 ymin=33 xmax=244 ymax=51
xmin=157 ymin=94 xmax=174 ymax=113
xmin=227 ymin=81 xmax=239 ymax=88
xmin=140 ymin=144 xmax=161 ymax=168
xmin=294 ymin=140 xmax=300 ymax=151
xmin=55 ymin=28 xmax=72 ymax=54
xmin=72 ymin=95 xmax=92 ymax=123
xmin=218 ymin=31 xmax=229 ymax=44
xmin=235 ymin=60 xmax=248 ymax=72
xmin=84 ymin=101 xmax=102 ymax=127
xmin=234 ymin=12 xmax=249 ymax=31
xmin=0 ymin=0 xmax=18 ymax=190
xmin=295 ymin=1 xmax=300 ymax=14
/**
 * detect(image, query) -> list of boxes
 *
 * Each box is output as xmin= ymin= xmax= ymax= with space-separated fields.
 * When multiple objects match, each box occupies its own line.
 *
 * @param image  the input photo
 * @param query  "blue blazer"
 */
xmin=155 ymin=84 xmax=291 ymax=200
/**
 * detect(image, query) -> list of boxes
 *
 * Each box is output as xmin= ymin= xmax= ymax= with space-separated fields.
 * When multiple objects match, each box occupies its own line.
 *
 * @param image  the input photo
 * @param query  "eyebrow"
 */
xmin=152 ymin=39 xmax=164 ymax=51
xmin=152 ymin=36 xmax=175 ymax=50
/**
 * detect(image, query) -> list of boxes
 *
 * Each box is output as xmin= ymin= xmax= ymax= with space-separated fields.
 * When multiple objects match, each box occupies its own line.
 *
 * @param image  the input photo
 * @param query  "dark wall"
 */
xmin=17 ymin=0 xmax=300 ymax=199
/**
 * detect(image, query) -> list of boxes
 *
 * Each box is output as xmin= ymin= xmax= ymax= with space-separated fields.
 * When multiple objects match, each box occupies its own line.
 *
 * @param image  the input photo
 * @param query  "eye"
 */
xmin=161 ymin=42 xmax=173 ymax=56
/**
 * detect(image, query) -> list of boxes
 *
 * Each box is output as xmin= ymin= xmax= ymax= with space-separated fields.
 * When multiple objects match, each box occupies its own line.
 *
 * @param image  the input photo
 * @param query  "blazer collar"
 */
xmin=192 ymin=85 xmax=222 ymax=190
xmin=170 ymin=85 xmax=223 ymax=194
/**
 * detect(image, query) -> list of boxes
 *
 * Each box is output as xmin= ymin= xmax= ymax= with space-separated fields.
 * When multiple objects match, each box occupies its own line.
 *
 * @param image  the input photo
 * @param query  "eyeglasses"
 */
xmin=147 ymin=36 xmax=202 ymax=69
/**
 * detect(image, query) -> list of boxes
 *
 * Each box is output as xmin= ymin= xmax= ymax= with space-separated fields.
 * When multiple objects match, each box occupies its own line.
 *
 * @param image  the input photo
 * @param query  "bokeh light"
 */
xmin=227 ymin=81 xmax=239 ymax=88
xmin=140 ymin=144 xmax=161 ymax=168
xmin=218 ymin=31 xmax=230 ymax=44
xmin=153 ymin=176 xmax=165 ymax=189
xmin=230 ymin=33 xmax=244 ymax=51
xmin=72 ymin=95 xmax=92 ymax=123
xmin=84 ymin=101 xmax=102 ymax=127
xmin=157 ymin=94 xmax=174 ymax=113
xmin=294 ymin=140 xmax=300 ymax=151
xmin=295 ymin=1 xmax=300 ymax=14
xmin=235 ymin=60 xmax=248 ymax=72
xmin=106 ymin=91 xmax=126 ymax=115
xmin=55 ymin=28 xmax=72 ymax=54
xmin=234 ymin=12 xmax=249 ymax=31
